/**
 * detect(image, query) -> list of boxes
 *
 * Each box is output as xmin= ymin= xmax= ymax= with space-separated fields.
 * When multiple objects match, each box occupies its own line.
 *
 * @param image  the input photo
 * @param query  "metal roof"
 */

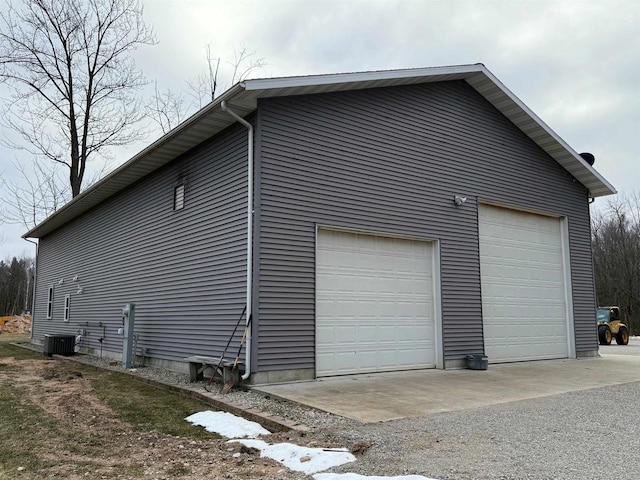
xmin=24 ymin=64 xmax=616 ymax=239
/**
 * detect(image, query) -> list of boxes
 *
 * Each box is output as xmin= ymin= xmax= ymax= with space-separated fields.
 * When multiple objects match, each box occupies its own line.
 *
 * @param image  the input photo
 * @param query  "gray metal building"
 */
xmin=25 ymin=65 xmax=616 ymax=384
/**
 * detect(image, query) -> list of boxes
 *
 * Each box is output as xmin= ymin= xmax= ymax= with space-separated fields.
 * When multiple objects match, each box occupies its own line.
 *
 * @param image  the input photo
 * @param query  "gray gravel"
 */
xmin=599 ymin=335 xmax=640 ymax=356
xmin=325 ymin=383 xmax=640 ymax=480
xmin=19 ymin=343 xmax=640 ymax=479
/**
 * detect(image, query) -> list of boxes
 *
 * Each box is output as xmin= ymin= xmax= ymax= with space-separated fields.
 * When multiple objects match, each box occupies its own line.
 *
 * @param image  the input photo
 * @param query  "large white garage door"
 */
xmin=316 ymin=229 xmax=436 ymax=377
xmin=479 ymin=204 xmax=569 ymax=363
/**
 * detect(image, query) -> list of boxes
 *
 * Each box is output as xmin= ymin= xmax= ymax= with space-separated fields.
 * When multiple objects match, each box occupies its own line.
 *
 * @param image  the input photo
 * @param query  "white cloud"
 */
xmin=1 ymin=0 xmax=638 ymax=256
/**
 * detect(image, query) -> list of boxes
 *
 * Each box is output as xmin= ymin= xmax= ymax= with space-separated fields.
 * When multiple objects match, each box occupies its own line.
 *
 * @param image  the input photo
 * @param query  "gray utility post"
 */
xmin=121 ymin=303 xmax=136 ymax=368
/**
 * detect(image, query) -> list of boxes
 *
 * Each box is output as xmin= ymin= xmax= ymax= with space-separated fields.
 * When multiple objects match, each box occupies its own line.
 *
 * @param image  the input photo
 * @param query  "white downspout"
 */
xmin=220 ymin=100 xmax=253 ymax=381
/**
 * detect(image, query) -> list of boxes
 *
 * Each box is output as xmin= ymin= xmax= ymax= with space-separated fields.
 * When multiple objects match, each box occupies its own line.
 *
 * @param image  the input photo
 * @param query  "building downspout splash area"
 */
xmin=220 ymin=100 xmax=253 ymax=381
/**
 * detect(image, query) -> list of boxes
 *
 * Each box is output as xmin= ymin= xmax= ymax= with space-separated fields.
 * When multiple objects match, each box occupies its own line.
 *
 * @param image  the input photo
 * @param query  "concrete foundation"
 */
xmin=248 ymin=368 xmax=315 ymax=385
xmin=444 ymin=358 xmax=467 ymax=369
xmin=577 ymin=349 xmax=600 ymax=358
xmin=34 ymin=339 xmax=313 ymax=384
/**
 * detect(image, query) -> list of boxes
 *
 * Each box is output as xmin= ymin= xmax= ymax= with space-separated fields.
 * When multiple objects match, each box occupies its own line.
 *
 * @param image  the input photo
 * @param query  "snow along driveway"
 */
xmin=186 ymin=410 xmax=437 ymax=479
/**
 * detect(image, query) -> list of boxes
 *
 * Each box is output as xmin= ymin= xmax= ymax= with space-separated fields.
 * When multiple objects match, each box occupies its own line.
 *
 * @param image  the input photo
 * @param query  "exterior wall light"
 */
xmin=454 ymin=195 xmax=467 ymax=206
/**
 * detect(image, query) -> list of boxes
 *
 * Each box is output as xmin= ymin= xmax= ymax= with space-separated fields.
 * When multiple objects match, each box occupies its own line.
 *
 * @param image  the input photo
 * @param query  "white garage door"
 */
xmin=479 ymin=204 xmax=569 ymax=363
xmin=316 ymin=229 xmax=436 ymax=377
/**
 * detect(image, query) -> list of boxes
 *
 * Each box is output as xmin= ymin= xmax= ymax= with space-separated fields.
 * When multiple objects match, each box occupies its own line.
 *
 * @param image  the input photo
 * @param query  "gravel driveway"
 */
xmin=325 ymin=382 xmax=640 ymax=480
xmin=27 ymin=342 xmax=640 ymax=480
xmin=599 ymin=335 xmax=640 ymax=356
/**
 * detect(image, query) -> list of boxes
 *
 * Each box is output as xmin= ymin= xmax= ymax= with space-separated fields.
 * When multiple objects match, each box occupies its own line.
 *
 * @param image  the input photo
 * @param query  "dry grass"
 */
xmin=0 ymin=336 xmax=300 ymax=480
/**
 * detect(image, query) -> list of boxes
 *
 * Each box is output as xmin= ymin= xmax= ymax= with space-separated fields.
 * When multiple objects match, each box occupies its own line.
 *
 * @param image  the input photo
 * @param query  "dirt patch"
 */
xmin=1 ymin=359 xmax=307 ymax=479
xmin=0 ymin=314 xmax=31 ymax=335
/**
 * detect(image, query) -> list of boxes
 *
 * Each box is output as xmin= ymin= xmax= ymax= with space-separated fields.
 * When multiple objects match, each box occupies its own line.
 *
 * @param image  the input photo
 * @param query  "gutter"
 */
xmin=23 ymin=83 xmax=246 ymax=239
xmin=220 ymin=100 xmax=253 ymax=381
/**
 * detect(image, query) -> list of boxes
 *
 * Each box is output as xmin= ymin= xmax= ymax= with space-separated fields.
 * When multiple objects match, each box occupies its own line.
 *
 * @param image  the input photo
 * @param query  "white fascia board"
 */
xmin=245 ymin=64 xmax=615 ymax=197
xmin=476 ymin=67 xmax=617 ymax=197
xmin=23 ymin=84 xmax=246 ymax=238
xmin=25 ymin=64 xmax=616 ymax=239
xmin=242 ymin=64 xmax=484 ymax=91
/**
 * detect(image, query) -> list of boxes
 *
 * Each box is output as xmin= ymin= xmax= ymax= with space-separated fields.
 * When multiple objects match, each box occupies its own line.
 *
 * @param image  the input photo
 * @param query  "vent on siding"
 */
xmin=43 ymin=334 xmax=75 ymax=357
xmin=174 ymin=184 xmax=185 ymax=210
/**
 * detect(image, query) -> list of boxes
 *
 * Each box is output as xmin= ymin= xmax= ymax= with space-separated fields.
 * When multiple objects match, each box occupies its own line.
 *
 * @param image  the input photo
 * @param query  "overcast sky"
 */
xmin=1 ymin=0 xmax=639 ymax=258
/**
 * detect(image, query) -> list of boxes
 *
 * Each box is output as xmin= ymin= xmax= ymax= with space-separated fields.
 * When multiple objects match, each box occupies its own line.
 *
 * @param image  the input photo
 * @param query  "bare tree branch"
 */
xmin=152 ymin=43 xmax=266 ymax=133
xmin=229 ymin=43 xmax=266 ymax=85
xmin=145 ymin=80 xmax=188 ymax=134
xmin=0 ymin=0 xmax=156 ymax=198
xmin=0 ymin=159 xmax=70 ymax=229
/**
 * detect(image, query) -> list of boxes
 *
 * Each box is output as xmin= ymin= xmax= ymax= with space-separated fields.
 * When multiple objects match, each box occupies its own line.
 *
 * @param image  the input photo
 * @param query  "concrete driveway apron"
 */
xmin=253 ymin=355 xmax=640 ymax=423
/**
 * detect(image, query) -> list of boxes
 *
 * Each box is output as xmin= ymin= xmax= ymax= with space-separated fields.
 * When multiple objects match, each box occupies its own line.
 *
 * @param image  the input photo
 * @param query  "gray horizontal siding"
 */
xmin=257 ymin=81 xmax=596 ymax=371
xmin=32 ymin=122 xmax=250 ymax=363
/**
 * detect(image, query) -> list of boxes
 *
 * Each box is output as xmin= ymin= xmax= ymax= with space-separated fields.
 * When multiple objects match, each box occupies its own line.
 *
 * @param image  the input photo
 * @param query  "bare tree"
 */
xmin=0 ymin=0 xmax=156 ymax=198
xmin=147 ymin=43 xmax=266 ymax=134
xmin=228 ymin=43 xmax=267 ymax=86
xmin=0 ymin=159 xmax=70 ymax=229
xmin=592 ymin=192 xmax=640 ymax=332
xmin=186 ymin=44 xmax=221 ymax=108
xmin=0 ymin=255 xmax=35 ymax=315
xmin=146 ymin=80 xmax=189 ymax=135
xmin=0 ymin=157 xmax=108 ymax=230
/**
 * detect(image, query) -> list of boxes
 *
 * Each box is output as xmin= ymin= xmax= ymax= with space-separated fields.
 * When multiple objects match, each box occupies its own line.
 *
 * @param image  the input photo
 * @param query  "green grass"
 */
xmin=0 ymin=380 xmax=58 ymax=478
xmin=0 ymin=339 xmax=66 ymax=478
xmin=90 ymin=370 xmax=220 ymax=439
xmin=0 ymin=336 xmax=42 ymax=360
xmin=0 ymin=335 xmax=221 ymax=479
xmin=0 ymin=335 xmax=219 ymax=440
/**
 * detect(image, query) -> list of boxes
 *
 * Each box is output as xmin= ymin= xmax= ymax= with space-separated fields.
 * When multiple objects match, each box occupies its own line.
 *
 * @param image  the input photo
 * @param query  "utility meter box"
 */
xmin=120 ymin=303 xmax=135 ymax=368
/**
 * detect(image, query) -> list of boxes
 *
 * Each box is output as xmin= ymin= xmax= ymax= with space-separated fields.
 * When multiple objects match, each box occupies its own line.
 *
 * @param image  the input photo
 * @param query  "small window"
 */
xmin=174 ymin=184 xmax=185 ymax=210
xmin=47 ymin=286 xmax=54 ymax=319
xmin=63 ymin=294 xmax=70 ymax=322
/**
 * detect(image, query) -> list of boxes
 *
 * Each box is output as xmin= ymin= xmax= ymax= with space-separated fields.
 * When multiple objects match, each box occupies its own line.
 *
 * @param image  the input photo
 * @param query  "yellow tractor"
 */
xmin=597 ymin=306 xmax=629 ymax=345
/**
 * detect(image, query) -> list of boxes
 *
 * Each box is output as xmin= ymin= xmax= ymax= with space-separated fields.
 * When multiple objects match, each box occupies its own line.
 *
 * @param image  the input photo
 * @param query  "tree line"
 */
xmin=0 ymin=256 xmax=35 ymax=316
xmin=592 ymin=193 xmax=640 ymax=333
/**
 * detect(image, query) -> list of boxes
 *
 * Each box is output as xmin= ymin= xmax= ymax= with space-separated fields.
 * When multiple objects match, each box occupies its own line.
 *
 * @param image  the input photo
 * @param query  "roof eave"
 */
xmin=466 ymin=66 xmax=616 ymax=198
xmin=23 ymin=83 xmax=247 ymax=239
xmin=23 ymin=64 xmax=616 ymax=239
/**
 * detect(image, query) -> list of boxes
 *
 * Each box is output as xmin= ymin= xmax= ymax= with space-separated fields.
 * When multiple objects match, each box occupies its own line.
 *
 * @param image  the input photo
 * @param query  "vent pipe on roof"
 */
xmin=580 ymin=152 xmax=595 ymax=166
xmin=220 ymin=100 xmax=253 ymax=382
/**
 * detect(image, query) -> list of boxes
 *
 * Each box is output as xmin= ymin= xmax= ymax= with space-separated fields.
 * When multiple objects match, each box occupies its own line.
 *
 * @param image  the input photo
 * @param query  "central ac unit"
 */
xmin=43 ymin=334 xmax=76 ymax=357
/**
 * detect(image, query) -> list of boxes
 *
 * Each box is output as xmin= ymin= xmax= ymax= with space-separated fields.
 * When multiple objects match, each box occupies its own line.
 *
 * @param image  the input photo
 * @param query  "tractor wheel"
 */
xmin=599 ymin=326 xmax=612 ymax=345
xmin=616 ymin=327 xmax=629 ymax=345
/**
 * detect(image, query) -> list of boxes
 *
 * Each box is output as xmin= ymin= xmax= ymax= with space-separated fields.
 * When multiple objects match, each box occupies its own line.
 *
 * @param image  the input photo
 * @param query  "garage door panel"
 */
xmin=479 ymin=205 xmax=568 ymax=363
xmin=317 ymin=229 xmax=435 ymax=376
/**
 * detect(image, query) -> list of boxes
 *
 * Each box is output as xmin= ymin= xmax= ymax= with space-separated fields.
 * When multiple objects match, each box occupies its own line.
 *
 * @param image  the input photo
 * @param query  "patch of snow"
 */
xmin=314 ymin=474 xmax=439 ymax=480
xmin=185 ymin=411 xmax=271 ymax=438
xmin=229 ymin=439 xmax=357 ymax=474
xmin=186 ymin=411 xmax=436 ymax=478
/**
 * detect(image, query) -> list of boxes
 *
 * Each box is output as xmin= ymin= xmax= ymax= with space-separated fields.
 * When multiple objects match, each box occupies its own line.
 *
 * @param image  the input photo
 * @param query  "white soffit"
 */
xmin=24 ymin=64 xmax=615 ymax=239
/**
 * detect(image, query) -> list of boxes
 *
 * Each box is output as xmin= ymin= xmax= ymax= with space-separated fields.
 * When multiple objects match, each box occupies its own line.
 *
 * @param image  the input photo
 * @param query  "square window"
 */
xmin=174 ymin=184 xmax=185 ymax=210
